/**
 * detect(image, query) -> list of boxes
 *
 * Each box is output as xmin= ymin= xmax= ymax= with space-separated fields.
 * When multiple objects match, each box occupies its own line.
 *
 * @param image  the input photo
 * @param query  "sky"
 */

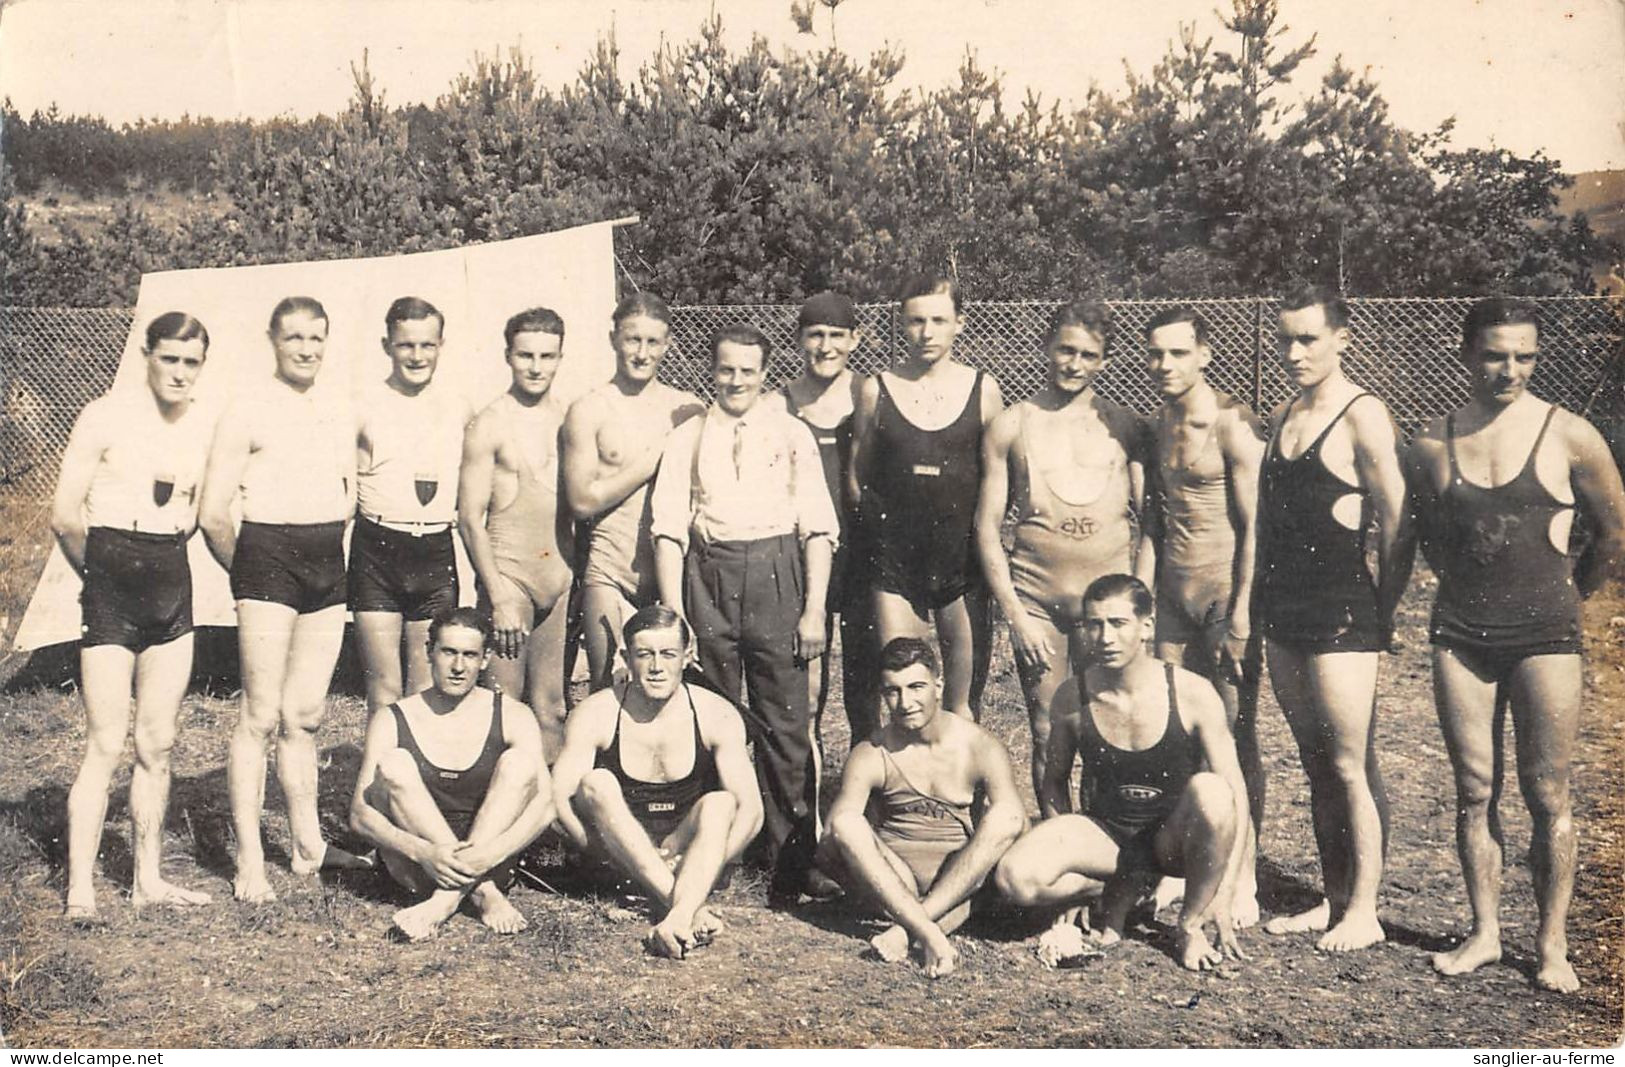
xmin=0 ymin=0 xmax=1622 ymax=172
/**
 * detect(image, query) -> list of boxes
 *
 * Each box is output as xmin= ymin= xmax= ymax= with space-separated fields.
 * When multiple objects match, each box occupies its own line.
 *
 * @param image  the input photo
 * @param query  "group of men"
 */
xmin=52 ymin=281 xmax=1624 ymax=991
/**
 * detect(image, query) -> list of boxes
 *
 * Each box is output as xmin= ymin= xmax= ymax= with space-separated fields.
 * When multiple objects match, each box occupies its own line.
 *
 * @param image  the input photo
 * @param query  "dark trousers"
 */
xmin=684 ymin=533 xmax=815 ymax=870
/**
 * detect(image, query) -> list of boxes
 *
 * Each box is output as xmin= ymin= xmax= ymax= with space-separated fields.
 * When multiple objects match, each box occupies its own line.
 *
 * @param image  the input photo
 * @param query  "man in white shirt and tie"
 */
xmin=649 ymin=324 xmax=838 ymax=897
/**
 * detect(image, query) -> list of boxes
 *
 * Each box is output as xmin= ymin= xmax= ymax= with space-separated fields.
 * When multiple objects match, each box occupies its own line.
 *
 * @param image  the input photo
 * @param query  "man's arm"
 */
xmin=198 ymin=403 xmax=251 ymax=572
xmin=457 ymin=698 xmax=557 ymax=873
xmin=1126 ymin=414 xmax=1156 ymax=587
xmin=698 ymin=694 xmax=765 ymax=860
xmin=1219 ymin=407 xmax=1266 ymax=675
xmin=560 ymin=394 xmax=660 ymax=521
xmin=648 ymin=419 xmax=700 ymax=617
xmin=456 ymin=411 xmax=523 ymax=659
xmin=549 ymin=691 xmax=614 ymax=849
xmin=1349 ymin=398 xmax=1414 ymax=646
xmin=1401 ymin=424 xmax=1447 ymax=576
xmin=915 ymin=726 xmax=1027 ymax=923
xmin=1038 ymin=681 xmax=1082 ymax=819
xmin=977 ymin=410 xmax=1056 ymax=673
xmin=846 ymin=376 xmax=881 ymax=520
xmin=347 ymin=708 xmax=477 ymax=889
xmin=1565 ymin=411 xmax=1625 ymax=596
xmin=788 ymin=418 xmax=835 ymax=662
xmin=49 ymin=404 xmax=108 ymax=577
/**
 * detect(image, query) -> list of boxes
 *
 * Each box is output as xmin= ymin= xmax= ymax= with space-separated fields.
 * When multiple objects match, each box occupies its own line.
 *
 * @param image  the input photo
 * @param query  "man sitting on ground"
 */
xmin=551 ymin=605 xmax=763 ymax=959
xmin=995 ymin=575 xmax=1249 ymax=972
xmin=349 ymin=607 xmax=556 ymax=941
xmin=822 ymin=637 xmax=1026 ymax=979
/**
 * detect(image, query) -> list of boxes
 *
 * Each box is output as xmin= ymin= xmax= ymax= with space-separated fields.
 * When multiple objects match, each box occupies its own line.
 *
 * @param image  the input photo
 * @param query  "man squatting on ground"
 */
xmin=200 ymin=296 xmax=375 ymax=904
xmin=351 ymin=297 xmax=471 ymax=715
xmin=459 ymin=307 xmax=575 ymax=760
xmin=650 ymin=323 xmax=836 ymax=893
xmin=349 ymin=607 xmax=555 ymax=941
xmin=1142 ymin=305 xmax=1265 ymax=923
xmin=551 ymin=605 xmax=763 ymax=959
xmin=996 ymin=575 xmax=1249 ymax=972
xmin=822 ymin=637 xmax=1026 ymax=978
xmin=780 ymin=292 xmax=881 ymax=752
xmin=1406 ymin=297 xmax=1625 ymax=992
xmin=850 ymin=275 xmax=1004 ymax=721
xmin=563 ymin=293 xmax=704 ymax=691
xmin=1254 ymin=284 xmax=1412 ymax=952
xmin=54 ymin=311 xmax=217 ymax=919
xmin=976 ymin=299 xmax=1151 ymax=802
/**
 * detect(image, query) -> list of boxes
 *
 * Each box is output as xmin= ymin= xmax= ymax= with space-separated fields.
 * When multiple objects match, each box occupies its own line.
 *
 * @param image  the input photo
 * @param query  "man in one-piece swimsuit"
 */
xmin=1255 ymin=285 xmax=1412 ymax=952
xmin=850 ymin=275 xmax=1005 ymax=720
xmin=200 ymin=296 xmax=374 ymax=903
xmin=780 ymin=291 xmax=880 ymax=750
xmin=349 ymin=608 xmax=556 ymax=942
xmin=552 ymin=606 xmax=763 ymax=959
xmin=1142 ymin=305 xmax=1265 ymax=923
xmin=822 ymin=637 xmax=1026 ymax=979
xmin=996 ymin=575 xmax=1249 ymax=972
xmin=459 ymin=307 xmax=575 ymax=759
xmin=53 ymin=311 xmax=216 ymax=920
xmin=1406 ymin=297 xmax=1625 ymax=992
xmin=977 ymin=299 xmax=1150 ymax=800
xmin=562 ymin=293 xmax=704 ymax=690
xmin=352 ymin=297 xmax=472 ymax=715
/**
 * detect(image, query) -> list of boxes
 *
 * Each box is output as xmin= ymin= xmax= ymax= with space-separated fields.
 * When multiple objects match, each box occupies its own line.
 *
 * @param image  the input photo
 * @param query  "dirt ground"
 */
xmin=0 ymin=578 xmax=1620 ymax=1049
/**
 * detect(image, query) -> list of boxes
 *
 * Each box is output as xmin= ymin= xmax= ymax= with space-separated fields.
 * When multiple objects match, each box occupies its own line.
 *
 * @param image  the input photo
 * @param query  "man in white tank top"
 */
xmin=351 ymin=298 xmax=472 ymax=714
xmin=51 ymin=312 xmax=217 ymax=920
xmin=199 ymin=296 xmax=373 ymax=904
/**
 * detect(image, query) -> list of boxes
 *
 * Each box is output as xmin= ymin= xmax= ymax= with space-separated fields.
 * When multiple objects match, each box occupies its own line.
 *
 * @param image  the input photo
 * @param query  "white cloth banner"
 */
xmin=12 ymin=222 xmax=619 ymax=651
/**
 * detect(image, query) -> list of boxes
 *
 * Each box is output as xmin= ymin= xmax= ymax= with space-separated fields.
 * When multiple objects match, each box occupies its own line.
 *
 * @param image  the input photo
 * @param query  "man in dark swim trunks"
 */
xmin=850 ymin=275 xmax=1005 ymax=721
xmin=995 ymin=575 xmax=1249 ymax=972
xmin=552 ymin=606 xmax=763 ymax=959
xmin=1255 ymin=285 xmax=1413 ymax=952
xmin=822 ymin=637 xmax=1026 ymax=979
xmin=1406 ymin=297 xmax=1625 ymax=992
xmin=349 ymin=608 xmax=557 ymax=941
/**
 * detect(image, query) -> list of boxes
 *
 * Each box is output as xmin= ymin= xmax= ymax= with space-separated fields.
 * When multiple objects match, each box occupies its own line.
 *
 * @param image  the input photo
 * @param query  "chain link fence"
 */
xmin=3 ymin=298 xmax=1621 ymax=500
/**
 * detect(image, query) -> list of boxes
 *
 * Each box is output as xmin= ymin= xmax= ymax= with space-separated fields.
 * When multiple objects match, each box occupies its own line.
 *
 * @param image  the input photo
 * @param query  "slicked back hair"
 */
xmin=428 ymin=606 xmax=492 ymax=648
xmin=1143 ymin=304 xmax=1209 ymax=347
xmin=504 ymin=307 xmax=566 ymax=349
xmin=879 ymin=636 xmax=941 ymax=678
xmin=1280 ymin=283 xmax=1350 ymax=330
xmin=385 ymin=296 xmax=444 ymax=334
xmin=612 ymin=292 xmax=672 ymax=331
xmin=622 ymin=603 xmax=693 ymax=650
xmin=1461 ymin=297 xmax=1539 ymax=353
xmin=1082 ymin=573 xmax=1156 ymax=619
xmin=710 ymin=323 xmax=771 ymax=369
xmin=144 ymin=311 xmax=210 ymax=355
xmin=268 ymin=296 xmax=328 ymax=335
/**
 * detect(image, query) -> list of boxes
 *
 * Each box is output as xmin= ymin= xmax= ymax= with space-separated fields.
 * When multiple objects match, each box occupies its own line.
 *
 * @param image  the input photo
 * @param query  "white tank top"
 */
xmin=83 ymin=390 xmax=216 ymax=535
xmin=238 ymin=379 xmax=355 ymax=524
xmin=355 ymin=380 xmax=470 ymax=526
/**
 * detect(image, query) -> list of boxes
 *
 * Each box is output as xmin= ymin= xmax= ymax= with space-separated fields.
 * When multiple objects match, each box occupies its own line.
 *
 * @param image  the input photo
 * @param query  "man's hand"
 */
xmin=452 ymin=841 xmax=493 ymax=878
xmin=416 ymin=841 xmax=478 ymax=889
xmin=794 ymin=607 xmax=827 ymax=663
xmin=1009 ymin=612 xmax=1056 ymax=675
xmin=489 ymin=576 xmax=530 ymax=660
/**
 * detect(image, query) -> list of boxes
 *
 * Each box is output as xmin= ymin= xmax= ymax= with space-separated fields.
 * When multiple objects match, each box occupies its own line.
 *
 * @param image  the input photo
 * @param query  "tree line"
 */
xmin=1 ymin=1 xmax=1614 ymax=307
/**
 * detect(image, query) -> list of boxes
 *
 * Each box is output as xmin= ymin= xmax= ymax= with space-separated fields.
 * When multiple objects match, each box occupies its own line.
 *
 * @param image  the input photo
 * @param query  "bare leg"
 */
xmin=279 ymin=604 xmax=353 ymax=876
xmin=462 ymin=748 xmax=541 ymax=935
xmin=230 ymin=600 xmax=297 ymax=902
xmin=353 ymin=611 xmax=406 ymax=714
xmin=995 ymin=813 xmax=1115 ymax=910
xmin=648 ymin=792 xmax=738 ymax=958
xmin=1020 ymin=611 xmax=1071 ymax=802
xmin=1430 ymin=647 xmax=1505 ymax=976
xmin=827 ymin=811 xmax=955 ymax=976
xmin=581 ymin=586 xmax=634 ymax=693
xmin=402 ymin=619 xmax=433 ymax=702
xmin=483 ymin=594 xmax=535 ymax=703
xmin=933 ymin=594 xmax=979 ymax=721
xmin=1154 ymin=773 xmax=1239 ymax=970
xmin=524 ymin=596 xmax=569 ymax=764
xmin=129 ymin=636 xmax=210 ymax=909
xmin=574 ymin=768 xmax=678 ymax=904
xmin=370 ymin=748 xmax=472 ymax=941
xmin=1262 ymin=640 xmax=1333 ymax=935
xmin=65 ymin=644 xmax=136 ymax=918
xmin=1509 ymin=654 xmax=1582 ymax=992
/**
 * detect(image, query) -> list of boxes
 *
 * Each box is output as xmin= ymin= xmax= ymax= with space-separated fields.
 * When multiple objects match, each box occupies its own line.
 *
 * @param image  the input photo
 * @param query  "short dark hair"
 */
xmin=268 ymin=296 xmax=328 ymax=334
xmin=384 ymin=296 xmax=444 ymax=335
xmin=710 ymin=323 xmax=771 ymax=368
xmin=879 ymin=636 xmax=941 ymax=678
xmin=612 ymin=292 xmax=672 ymax=330
xmin=1280 ymin=283 xmax=1350 ymax=330
xmin=1044 ymin=299 xmax=1114 ymax=352
xmin=1081 ymin=573 xmax=1155 ymax=619
xmin=505 ymin=307 xmax=565 ymax=348
xmin=144 ymin=311 xmax=209 ymax=355
xmin=896 ymin=273 xmax=962 ymax=315
xmin=1143 ymin=304 xmax=1208 ymax=347
xmin=428 ymin=606 xmax=492 ymax=648
xmin=622 ymin=603 xmax=692 ymax=649
xmin=1461 ymin=297 xmax=1539 ymax=352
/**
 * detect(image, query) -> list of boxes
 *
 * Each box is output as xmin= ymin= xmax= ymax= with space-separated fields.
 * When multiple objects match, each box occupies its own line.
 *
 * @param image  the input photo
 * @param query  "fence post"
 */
xmin=1251 ymin=298 xmax=1265 ymax=414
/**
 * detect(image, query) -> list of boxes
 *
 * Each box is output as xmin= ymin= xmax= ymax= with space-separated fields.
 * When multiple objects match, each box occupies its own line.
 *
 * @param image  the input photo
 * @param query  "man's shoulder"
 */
xmin=1167 ymin=662 xmax=1224 ymax=724
xmin=690 ymin=685 xmax=746 ymax=738
xmin=1214 ymin=393 xmax=1267 ymax=440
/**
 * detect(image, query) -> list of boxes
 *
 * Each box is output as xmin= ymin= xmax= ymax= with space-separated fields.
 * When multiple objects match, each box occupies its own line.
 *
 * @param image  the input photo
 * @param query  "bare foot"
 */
xmin=1264 ymin=899 xmax=1329 ymax=935
xmin=392 ymin=893 xmax=461 ymax=942
xmin=62 ymin=899 xmax=102 ymax=925
xmin=869 ymin=924 xmax=909 ymax=963
xmin=919 ymin=928 xmax=959 ymax=979
xmin=646 ymin=919 xmax=695 ymax=959
xmin=1152 ymin=876 xmax=1185 ymax=914
xmin=291 ymin=843 xmax=376 ymax=876
xmin=1534 ymin=951 xmax=1580 ymax=993
xmin=474 ymin=891 xmax=528 ymax=935
xmin=692 ymin=906 xmax=724 ymax=945
xmin=1316 ymin=909 xmax=1385 ymax=952
xmin=233 ymin=870 xmax=277 ymax=904
xmin=1089 ymin=926 xmax=1123 ymax=950
xmin=1036 ymin=919 xmax=1090 ymax=969
xmin=1231 ymin=892 xmax=1261 ymax=930
xmin=1431 ymin=930 xmax=1502 ymax=976
xmin=1176 ymin=926 xmax=1223 ymax=970
xmin=132 ymin=880 xmax=213 ymax=910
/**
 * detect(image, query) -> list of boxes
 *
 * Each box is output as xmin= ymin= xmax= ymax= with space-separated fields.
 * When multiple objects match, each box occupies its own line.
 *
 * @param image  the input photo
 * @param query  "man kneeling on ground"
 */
xmin=551 ymin=605 xmax=763 ymax=959
xmin=996 ymin=574 xmax=1249 ymax=971
xmin=821 ymin=637 xmax=1027 ymax=979
xmin=349 ymin=607 xmax=556 ymax=940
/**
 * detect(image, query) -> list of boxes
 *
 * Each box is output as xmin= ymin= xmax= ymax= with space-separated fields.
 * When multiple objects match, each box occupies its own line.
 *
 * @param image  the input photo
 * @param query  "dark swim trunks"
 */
xmin=80 ymin=526 xmax=193 ymax=651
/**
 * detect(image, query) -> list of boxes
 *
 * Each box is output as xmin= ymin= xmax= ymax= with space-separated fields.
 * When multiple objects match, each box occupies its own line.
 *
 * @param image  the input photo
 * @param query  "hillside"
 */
xmin=1560 ymin=169 xmax=1625 ymax=247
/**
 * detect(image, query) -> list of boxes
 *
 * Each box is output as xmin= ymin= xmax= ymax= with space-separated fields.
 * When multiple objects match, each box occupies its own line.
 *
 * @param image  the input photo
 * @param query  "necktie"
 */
xmin=733 ymin=420 xmax=745 ymax=481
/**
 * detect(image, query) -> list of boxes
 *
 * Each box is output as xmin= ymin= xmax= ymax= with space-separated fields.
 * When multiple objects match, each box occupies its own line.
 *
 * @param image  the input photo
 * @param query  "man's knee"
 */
xmin=1183 ymin=773 xmax=1236 ymax=834
xmin=695 ymin=790 xmax=737 ymax=825
xmin=234 ymin=700 xmax=280 ymax=744
xmin=826 ymin=810 xmax=873 ymax=857
xmin=993 ymin=849 xmax=1044 ymax=907
xmin=492 ymin=749 xmax=540 ymax=801
xmin=1327 ymin=747 xmax=1372 ymax=790
xmin=376 ymin=747 xmax=422 ymax=794
xmin=1519 ymin=770 xmax=1572 ymax=826
xmin=132 ymin=722 xmax=176 ymax=772
xmin=575 ymin=767 xmax=623 ymax=816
